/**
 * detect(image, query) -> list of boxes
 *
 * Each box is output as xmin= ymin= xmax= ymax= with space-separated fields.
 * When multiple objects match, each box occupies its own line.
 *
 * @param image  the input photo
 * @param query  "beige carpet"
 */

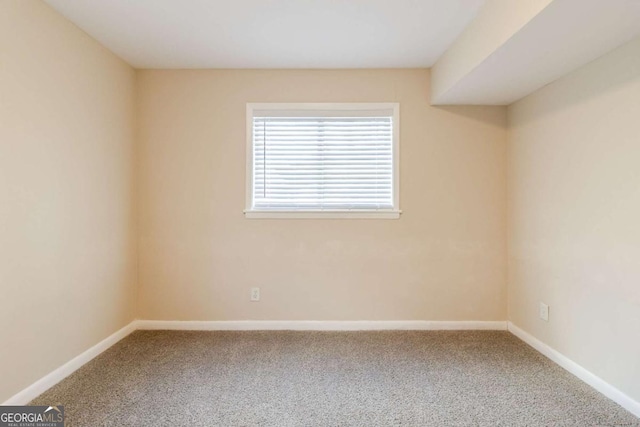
xmin=31 ymin=330 xmax=639 ymax=426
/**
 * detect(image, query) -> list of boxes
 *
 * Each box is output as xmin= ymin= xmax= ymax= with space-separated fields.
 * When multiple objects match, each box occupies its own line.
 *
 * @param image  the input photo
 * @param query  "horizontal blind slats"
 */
xmin=253 ymin=114 xmax=394 ymax=211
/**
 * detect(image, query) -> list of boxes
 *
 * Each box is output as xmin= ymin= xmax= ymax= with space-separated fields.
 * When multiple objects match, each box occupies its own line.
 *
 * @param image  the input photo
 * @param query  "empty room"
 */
xmin=1 ymin=0 xmax=640 ymax=425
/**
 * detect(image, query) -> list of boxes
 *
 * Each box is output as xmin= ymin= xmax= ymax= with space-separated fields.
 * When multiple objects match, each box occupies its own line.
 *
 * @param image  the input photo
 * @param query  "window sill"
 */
xmin=244 ymin=210 xmax=402 ymax=219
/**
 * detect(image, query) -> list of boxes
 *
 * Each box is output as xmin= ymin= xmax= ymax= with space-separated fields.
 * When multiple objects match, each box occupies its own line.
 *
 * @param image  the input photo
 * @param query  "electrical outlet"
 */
xmin=539 ymin=302 xmax=549 ymax=321
xmin=250 ymin=287 xmax=260 ymax=302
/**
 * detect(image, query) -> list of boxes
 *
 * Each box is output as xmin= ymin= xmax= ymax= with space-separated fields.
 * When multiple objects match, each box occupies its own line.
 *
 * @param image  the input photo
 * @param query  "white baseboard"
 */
xmin=5 ymin=318 xmax=637 ymax=419
xmin=508 ymin=322 xmax=640 ymax=418
xmin=2 ymin=321 xmax=137 ymax=406
xmin=136 ymin=320 xmax=507 ymax=331
xmin=0 ymin=319 xmax=506 ymax=406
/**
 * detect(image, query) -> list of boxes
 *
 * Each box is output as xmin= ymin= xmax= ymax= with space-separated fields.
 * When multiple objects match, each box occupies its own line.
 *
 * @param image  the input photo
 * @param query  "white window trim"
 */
xmin=245 ymin=103 xmax=401 ymax=219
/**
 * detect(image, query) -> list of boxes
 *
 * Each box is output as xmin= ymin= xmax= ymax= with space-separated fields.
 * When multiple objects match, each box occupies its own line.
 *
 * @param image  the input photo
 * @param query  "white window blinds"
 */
xmin=249 ymin=105 xmax=398 ymax=214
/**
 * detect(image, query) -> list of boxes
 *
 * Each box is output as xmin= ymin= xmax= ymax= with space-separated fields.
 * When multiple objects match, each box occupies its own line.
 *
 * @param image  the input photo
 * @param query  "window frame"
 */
xmin=245 ymin=103 xmax=401 ymax=219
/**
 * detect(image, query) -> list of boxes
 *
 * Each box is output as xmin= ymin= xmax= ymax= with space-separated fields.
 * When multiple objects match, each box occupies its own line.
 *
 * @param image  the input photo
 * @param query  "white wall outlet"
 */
xmin=539 ymin=302 xmax=549 ymax=321
xmin=250 ymin=287 xmax=260 ymax=302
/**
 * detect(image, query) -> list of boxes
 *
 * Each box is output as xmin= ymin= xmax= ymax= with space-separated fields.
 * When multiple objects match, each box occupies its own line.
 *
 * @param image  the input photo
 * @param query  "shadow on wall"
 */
xmin=506 ymin=37 xmax=640 ymax=124
xmin=433 ymin=105 xmax=508 ymax=129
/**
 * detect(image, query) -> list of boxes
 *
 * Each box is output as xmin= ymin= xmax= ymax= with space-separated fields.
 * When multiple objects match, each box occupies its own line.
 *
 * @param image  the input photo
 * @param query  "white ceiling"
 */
xmin=43 ymin=0 xmax=485 ymax=69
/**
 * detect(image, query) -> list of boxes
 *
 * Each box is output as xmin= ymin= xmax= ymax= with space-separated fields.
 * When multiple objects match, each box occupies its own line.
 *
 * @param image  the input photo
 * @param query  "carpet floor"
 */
xmin=31 ymin=330 xmax=639 ymax=427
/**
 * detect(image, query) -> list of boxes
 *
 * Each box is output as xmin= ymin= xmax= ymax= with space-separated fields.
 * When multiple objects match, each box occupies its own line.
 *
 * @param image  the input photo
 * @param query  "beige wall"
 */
xmin=137 ymin=69 xmax=508 ymax=321
xmin=0 ymin=1 xmax=137 ymax=402
xmin=508 ymin=36 xmax=640 ymax=402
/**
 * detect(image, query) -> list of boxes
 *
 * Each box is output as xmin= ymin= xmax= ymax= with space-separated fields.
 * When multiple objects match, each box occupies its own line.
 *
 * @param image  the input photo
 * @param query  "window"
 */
xmin=245 ymin=103 xmax=400 ymax=219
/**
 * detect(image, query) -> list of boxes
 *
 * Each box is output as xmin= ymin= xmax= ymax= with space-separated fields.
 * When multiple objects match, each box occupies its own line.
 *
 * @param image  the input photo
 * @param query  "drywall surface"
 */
xmin=137 ymin=68 xmax=508 ymax=322
xmin=0 ymin=1 xmax=137 ymax=402
xmin=508 ymin=36 xmax=640 ymax=403
xmin=431 ymin=0 xmax=552 ymax=103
